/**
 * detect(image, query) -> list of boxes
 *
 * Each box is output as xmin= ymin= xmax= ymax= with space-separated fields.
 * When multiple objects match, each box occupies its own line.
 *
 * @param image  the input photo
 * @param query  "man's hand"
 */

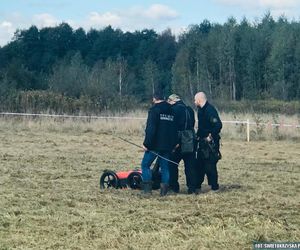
xmin=142 ymin=145 xmax=148 ymax=151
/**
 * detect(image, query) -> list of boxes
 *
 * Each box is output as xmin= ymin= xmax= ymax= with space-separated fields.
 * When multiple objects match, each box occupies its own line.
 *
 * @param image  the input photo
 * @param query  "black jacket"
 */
xmin=171 ymin=100 xmax=195 ymax=131
xmin=143 ymin=101 xmax=177 ymax=152
xmin=196 ymin=101 xmax=222 ymax=140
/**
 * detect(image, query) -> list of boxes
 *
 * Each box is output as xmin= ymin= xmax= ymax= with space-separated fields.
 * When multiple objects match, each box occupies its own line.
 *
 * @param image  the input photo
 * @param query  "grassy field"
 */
xmin=0 ymin=118 xmax=299 ymax=250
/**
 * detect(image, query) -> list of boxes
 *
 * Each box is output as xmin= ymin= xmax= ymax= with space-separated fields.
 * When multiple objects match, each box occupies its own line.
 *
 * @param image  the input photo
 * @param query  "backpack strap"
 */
xmin=177 ymin=103 xmax=191 ymax=130
xmin=184 ymin=105 xmax=192 ymax=130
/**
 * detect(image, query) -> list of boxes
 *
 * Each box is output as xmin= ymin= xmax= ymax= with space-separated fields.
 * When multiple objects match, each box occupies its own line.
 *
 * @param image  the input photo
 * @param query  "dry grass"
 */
xmin=220 ymin=112 xmax=300 ymax=141
xmin=0 ymin=117 xmax=299 ymax=250
xmin=2 ymin=109 xmax=299 ymax=141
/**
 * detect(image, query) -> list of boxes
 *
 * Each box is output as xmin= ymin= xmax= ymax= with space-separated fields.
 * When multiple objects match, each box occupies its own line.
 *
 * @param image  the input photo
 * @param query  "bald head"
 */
xmin=194 ymin=92 xmax=207 ymax=107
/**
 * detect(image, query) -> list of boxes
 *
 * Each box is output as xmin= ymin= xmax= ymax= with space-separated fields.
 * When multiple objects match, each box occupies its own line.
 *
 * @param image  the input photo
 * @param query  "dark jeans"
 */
xmin=169 ymin=149 xmax=196 ymax=192
xmin=195 ymin=158 xmax=219 ymax=190
xmin=141 ymin=151 xmax=170 ymax=184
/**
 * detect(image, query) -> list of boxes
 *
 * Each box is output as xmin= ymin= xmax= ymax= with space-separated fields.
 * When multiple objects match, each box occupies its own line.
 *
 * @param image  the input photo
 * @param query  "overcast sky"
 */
xmin=1 ymin=0 xmax=300 ymax=46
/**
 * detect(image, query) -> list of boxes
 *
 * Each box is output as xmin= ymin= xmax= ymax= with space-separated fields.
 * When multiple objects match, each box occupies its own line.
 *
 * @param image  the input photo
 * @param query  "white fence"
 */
xmin=222 ymin=119 xmax=300 ymax=142
xmin=1 ymin=112 xmax=299 ymax=142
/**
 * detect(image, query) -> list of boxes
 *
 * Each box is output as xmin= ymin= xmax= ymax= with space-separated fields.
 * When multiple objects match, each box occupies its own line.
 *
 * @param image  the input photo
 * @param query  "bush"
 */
xmin=1 ymin=90 xmax=299 ymax=116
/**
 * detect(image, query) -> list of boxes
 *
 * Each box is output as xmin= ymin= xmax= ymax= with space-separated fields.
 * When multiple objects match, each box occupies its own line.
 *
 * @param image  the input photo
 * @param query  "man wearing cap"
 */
xmin=141 ymin=92 xmax=178 ymax=196
xmin=168 ymin=94 xmax=197 ymax=194
xmin=194 ymin=92 xmax=222 ymax=192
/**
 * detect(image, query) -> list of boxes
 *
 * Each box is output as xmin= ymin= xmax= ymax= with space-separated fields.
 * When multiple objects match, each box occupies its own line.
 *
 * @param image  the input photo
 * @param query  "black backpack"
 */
xmin=178 ymin=106 xmax=195 ymax=154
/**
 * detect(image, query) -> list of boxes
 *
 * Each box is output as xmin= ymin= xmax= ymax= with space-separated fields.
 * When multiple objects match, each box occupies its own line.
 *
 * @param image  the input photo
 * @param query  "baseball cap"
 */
xmin=168 ymin=94 xmax=181 ymax=102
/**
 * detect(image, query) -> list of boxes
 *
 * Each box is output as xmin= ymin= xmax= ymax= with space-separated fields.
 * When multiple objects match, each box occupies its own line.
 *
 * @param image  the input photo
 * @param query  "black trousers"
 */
xmin=194 ymin=157 xmax=219 ymax=190
xmin=169 ymin=149 xmax=196 ymax=192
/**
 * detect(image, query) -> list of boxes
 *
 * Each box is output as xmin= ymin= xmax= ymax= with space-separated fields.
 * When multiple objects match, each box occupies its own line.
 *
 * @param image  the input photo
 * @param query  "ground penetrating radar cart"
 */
xmin=99 ymin=162 xmax=161 ymax=190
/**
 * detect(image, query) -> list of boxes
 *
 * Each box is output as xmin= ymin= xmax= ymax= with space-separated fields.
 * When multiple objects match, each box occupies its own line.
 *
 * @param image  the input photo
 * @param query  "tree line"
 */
xmin=0 ymin=13 xmax=299 ymax=114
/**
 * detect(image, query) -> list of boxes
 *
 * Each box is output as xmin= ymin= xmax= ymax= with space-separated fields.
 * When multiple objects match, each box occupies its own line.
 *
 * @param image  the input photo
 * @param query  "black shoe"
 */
xmin=194 ymin=185 xmax=202 ymax=194
xmin=187 ymin=189 xmax=194 ymax=194
xmin=169 ymin=184 xmax=179 ymax=193
xmin=194 ymin=188 xmax=201 ymax=194
xmin=211 ymin=184 xmax=219 ymax=191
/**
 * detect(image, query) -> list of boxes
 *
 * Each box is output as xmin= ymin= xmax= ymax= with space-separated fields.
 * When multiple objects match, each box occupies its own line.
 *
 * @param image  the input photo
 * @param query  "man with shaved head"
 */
xmin=194 ymin=91 xmax=222 ymax=192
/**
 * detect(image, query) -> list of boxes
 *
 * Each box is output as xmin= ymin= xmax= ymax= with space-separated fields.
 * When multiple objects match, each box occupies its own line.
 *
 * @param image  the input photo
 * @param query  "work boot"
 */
xmin=187 ymin=188 xmax=195 ymax=195
xmin=141 ymin=181 xmax=152 ymax=196
xmin=194 ymin=188 xmax=201 ymax=195
xmin=160 ymin=183 xmax=168 ymax=196
xmin=169 ymin=183 xmax=179 ymax=193
xmin=211 ymin=183 xmax=219 ymax=191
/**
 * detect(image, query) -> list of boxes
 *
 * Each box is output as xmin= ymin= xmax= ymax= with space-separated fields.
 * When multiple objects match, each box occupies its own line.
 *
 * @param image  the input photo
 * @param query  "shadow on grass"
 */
xmin=198 ymin=183 xmax=244 ymax=194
